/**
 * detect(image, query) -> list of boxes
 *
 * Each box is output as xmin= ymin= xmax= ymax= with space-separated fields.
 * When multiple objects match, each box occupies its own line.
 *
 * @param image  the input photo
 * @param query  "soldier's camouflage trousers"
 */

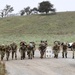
xmin=20 ymin=51 xmax=26 ymax=60
xmin=62 ymin=50 xmax=67 ymax=58
xmin=6 ymin=52 xmax=10 ymax=61
xmin=40 ymin=50 xmax=45 ymax=59
xmin=72 ymin=48 xmax=75 ymax=59
xmin=53 ymin=50 xmax=59 ymax=58
xmin=27 ymin=50 xmax=33 ymax=59
xmin=12 ymin=51 xmax=17 ymax=60
xmin=0 ymin=51 xmax=5 ymax=61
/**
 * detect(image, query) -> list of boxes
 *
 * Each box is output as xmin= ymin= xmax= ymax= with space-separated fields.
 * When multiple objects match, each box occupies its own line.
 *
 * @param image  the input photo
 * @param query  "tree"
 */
xmin=31 ymin=7 xmax=38 ymax=14
xmin=24 ymin=6 xmax=30 ymax=15
xmin=38 ymin=1 xmax=55 ymax=14
xmin=20 ymin=10 xmax=25 ymax=16
xmin=0 ymin=10 xmax=4 ymax=18
xmin=4 ymin=5 xmax=14 ymax=17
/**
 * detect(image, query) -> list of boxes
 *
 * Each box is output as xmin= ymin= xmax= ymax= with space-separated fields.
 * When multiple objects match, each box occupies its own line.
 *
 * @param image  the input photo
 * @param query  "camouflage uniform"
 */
xmin=19 ymin=41 xmax=27 ymax=60
xmin=53 ymin=43 xmax=60 ymax=58
xmin=39 ymin=41 xmax=46 ymax=59
xmin=0 ymin=45 xmax=5 ymax=61
xmin=30 ymin=42 xmax=36 ymax=58
xmin=5 ymin=45 xmax=11 ymax=61
xmin=27 ymin=42 xmax=34 ymax=59
xmin=10 ymin=42 xmax=17 ymax=60
xmin=72 ymin=42 xmax=75 ymax=59
xmin=62 ymin=43 xmax=67 ymax=58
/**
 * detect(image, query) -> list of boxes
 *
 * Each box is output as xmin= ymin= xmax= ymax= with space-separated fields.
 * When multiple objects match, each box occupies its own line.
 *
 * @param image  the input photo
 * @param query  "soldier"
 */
xmin=72 ymin=42 xmax=75 ymax=59
xmin=27 ymin=42 xmax=34 ymax=59
xmin=52 ymin=42 xmax=60 ymax=58
xmin=31 ymin=42 xmax=36 ymax=58
xmin=19 ymin=41 xmax=27 ymax=60
xmin=39 ymin=41 xmax=47 ymax=59
xmin=0 ymin=44 xmax=5 ymax=61
xmin=61 ymin=42 xmax=68 ymax=58
xmin=10 ymin=42 xmax=17 ymax=60
xmin=5 ymin=45 xmax=11 ymax=61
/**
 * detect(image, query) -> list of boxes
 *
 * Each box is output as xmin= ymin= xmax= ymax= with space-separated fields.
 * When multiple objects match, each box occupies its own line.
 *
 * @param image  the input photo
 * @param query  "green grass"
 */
xmin=0 ymin=11 xmax=75 ymax=45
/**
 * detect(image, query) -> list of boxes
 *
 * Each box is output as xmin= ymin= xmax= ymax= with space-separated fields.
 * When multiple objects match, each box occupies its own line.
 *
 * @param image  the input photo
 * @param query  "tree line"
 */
xmin=0 ymin=1 xmax=56 ymax=18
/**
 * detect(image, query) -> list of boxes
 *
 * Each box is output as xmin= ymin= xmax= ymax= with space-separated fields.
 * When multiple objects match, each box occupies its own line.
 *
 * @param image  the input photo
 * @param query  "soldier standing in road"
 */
xmin=38 ymin=41 xmax=47 ymax=59
xmin=61 ymin=42 xmax=68 ymax=58
xmin=5 ymin=45 xmax=11 ymax=61
xmin=72 ymin=42 xmax=75 ymax=59
xmin=0 ymin=44 xmax=6 ymax=61
xmin=10 ymin=42 xmax=17 ymax=60
xmin=19 ymin=41 xmax=27 ymax=60
xmin=27 ymin=42 xmax=34 ymax=59
xmin=52 ymin=42 xmax=60 ymax=58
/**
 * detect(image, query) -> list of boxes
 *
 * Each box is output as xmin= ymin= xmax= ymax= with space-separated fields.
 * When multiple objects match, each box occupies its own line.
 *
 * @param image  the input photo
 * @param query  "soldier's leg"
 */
xmin=12 ymin=52 xmax=14 ymax=60
xmin=21 ymin=51 xmax=23 ymax=60
xmin=40 ymin=51 xmax=42 ymax=59
xmin=54 ymin=52 xmax=56 ymax=58
xmin=72 ymin=49 xmax=74 ymax=59
xmin=6 ymin=52 xmax=8 ymax=61
xmin=28 ymin=52 xmax=30 ymax=59
xmin=1 ymin=52 xmax=5 ymax=61
xmin=54 ymin=51 xmax=57 ymax=58
xmin=56 ymin=53 xmax=58 ymax=58
xmin=1 ymin=54 xmax=3 ymax=61
xmin=23 ymin=52 xmax=25 ymax=59
xmin=15 ymin=52 xmax=17 ymax=60
xmin=41 ymin=51 xmax=44 ymax=59
xmin=30 ymin=51 xmax=32 ymax=59
xmin=33 ymin=50 xmax=34 ymax=58
xmin=65 ymin=51 xmax=67 ymax=58
xmin=62 ymin=51 xmax=64 ymax=58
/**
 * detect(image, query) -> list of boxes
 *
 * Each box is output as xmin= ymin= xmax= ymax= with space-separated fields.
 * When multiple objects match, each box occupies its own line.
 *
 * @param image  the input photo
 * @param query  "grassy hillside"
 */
xmin=0 ymin=11 xmax=75 ymax=45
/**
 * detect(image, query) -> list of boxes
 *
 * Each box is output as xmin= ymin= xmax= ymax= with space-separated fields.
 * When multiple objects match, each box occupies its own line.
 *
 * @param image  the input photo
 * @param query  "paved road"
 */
xmin=3 ymin=47 xmax=75 ymax=75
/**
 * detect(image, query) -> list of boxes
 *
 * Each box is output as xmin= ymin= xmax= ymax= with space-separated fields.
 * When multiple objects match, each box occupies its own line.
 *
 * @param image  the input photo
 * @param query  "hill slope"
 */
xmin=0 ymin=12 xmax=75 ymax=44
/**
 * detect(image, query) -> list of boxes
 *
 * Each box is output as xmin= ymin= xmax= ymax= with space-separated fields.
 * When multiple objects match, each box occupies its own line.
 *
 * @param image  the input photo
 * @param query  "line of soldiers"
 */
xmin=0 ymin=41 xmax=75 ymax=61
xmin=0 ymin=41 xmax=47 ymax=61
xmin=53 ymin=41 xmax=75 ymax=59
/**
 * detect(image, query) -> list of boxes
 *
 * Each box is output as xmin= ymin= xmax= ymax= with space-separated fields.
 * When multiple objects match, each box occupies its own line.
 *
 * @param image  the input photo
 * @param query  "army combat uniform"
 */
xmin=53 ymin=44 xmax=60 ymax=58
xmin=0 ymin=45 xmax=5 ymax=61
xmin=27 ymin=43 xmax=34 ymax=59
xmin=5 ymin=45 xmax=11 ymax=61
xmin=10 ymin=42 xmax=17 ymax=60
xmin=39 ymin=41 xmax=46 ymax=59
xmin=62 ymin=43 xmax=68 ymax=58
xmin=72 ymin=42 xmax=75 ymax=59
xmin=19 ymin=42 xmax=27 ymax=60
xmin=30 ymin=42 xmax=36 ymax=58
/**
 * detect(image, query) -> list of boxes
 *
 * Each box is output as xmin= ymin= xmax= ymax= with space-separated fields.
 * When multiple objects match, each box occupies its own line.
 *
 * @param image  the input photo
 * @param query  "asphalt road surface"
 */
xmin=2 ymin=47 xmax=75 ymax=75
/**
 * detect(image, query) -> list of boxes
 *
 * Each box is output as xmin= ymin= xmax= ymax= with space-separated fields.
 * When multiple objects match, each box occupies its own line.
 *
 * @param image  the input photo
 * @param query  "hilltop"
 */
xmin=0 ymin=11 xmax=75 ymax=44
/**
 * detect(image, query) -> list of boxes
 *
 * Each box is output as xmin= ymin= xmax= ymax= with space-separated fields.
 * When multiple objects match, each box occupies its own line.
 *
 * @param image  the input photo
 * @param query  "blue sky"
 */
xmin=0 ymin=0 xmax=75 ymax=13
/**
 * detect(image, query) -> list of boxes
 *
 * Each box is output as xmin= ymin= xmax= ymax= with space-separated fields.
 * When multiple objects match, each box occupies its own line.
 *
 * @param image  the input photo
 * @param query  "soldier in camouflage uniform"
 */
xmin=27 ymin=42 xmax=34 ymax=59
xmin=30 ymin=42 xmax=36 ymax=58
xmin=61 ymin=42 xmax=68 ymax=58
xmin=5 ymin=45 xmax=11 ymax=61
xmin=0 ymin=44 xmax=5 ymax=61
xmin=52 ymin=42 xmax=60 ymax=58
xmin=10 ymin=42 xmax=17 ymax=60
xmin=19 ymin=41 xmax=27 ymax=60
xmin=39 ymin=41 xmax=47 ymax=59
xmin=72 ymin=42 xmax=75 ymax=59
